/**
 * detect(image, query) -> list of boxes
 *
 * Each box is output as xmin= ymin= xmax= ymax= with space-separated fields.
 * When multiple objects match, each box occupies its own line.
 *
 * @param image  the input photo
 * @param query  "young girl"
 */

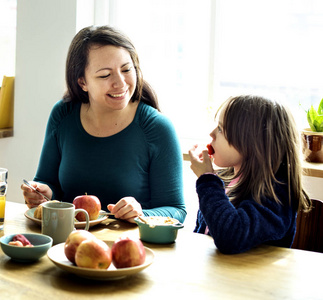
xmin=189 ymin=95 xmax=311 ymax=254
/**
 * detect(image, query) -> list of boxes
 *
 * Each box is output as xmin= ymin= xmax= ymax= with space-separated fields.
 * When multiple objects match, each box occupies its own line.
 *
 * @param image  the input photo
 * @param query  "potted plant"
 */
xmin=302 ymin=98 xmax=323 ymax=163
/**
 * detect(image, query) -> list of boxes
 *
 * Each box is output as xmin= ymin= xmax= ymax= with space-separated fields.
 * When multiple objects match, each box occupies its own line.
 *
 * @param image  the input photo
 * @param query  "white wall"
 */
xmin=0 ymin=0 xmax=94 ymax=203
xmin=0 ymin=0 xmax=322 ymax=207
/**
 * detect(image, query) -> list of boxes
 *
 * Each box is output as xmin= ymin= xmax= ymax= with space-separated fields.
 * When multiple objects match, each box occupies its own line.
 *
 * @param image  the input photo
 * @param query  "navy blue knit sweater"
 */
xmin=194 ymin=173 xmax=297 ymax=254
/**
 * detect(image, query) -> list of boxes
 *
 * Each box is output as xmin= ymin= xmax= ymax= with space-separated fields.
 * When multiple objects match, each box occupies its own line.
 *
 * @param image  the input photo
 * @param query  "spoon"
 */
xmin=22 ymin=179 xmax=51 ymax=201
xmin=138 ymin=215 xmax=148 ymax=224
xmin=99 ymin=210 xmax=114 ymax=216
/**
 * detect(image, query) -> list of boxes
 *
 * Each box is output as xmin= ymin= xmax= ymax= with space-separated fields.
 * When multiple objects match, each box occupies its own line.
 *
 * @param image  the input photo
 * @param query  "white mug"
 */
xmin=42 ymin=201 xmax=90 ymax=244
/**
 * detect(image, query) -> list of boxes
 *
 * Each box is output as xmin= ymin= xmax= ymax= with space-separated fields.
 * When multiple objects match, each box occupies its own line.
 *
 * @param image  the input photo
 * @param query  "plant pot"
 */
xmin=301 ymin=128 xmax=323 ymax=163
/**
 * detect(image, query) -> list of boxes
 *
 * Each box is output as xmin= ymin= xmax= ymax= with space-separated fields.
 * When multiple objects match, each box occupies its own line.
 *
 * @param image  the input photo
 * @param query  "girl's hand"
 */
xmin=107 ymin=196 xmax=143 ymax=223
xmin=21 ymin=181 xmax=52 ymax=209
xmin=188 ymin=144 xmax=214 ymax=177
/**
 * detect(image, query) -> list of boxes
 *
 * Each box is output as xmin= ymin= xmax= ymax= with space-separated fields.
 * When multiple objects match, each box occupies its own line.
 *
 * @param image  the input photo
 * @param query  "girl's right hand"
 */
xmin=188 ymin=144 xmax=214 ymax=178
xmin=21 ymin=181 xmax=52 ymax=208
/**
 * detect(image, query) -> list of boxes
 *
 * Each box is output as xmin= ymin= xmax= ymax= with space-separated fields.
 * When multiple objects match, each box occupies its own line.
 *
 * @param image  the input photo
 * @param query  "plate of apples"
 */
xmin=47 ymin=230 xmax=155 ymax=280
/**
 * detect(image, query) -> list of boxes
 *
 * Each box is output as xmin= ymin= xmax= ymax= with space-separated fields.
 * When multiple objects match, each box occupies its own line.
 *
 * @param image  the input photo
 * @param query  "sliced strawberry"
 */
xmin=206 ymin=144 xmax=215 ymax=155
xmin=9 ymin=241 xmax=24 ymax=247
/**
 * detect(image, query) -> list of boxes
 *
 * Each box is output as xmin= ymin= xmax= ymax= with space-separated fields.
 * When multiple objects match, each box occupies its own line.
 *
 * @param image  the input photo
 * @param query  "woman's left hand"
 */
xmin=188 ymin=144 xmax=214 ymax=177
xmin=107 ymin=196 xmax=143 ymax=223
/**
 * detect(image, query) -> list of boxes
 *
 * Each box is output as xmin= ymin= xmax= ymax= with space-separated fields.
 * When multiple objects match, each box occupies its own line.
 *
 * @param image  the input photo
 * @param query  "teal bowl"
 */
xmin=0 ymin=233 xmax=53 ymax=262
xmin=134 ymin=217 xmax=184 ymax=244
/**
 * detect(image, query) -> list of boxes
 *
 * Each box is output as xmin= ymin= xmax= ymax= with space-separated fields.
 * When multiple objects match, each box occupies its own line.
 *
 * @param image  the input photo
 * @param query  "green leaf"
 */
xmin=312 ymin=115 xmax=323 ymax=131
xmin=307 ymin=106 xmax=317 ymax=129
xmin=306 ymin=102 xmax=323 ymax=132
xmin=315 ymin=115 xmax=323 ymax=132
xmin=313 ymin=120 xmax=320 ymax=131
xmin=318 ymin=98 xmax=323 ymax=115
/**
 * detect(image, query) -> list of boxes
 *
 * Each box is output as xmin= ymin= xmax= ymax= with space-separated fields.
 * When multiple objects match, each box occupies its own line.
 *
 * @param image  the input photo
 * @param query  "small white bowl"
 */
xmin=0 ymin=233 xmax=53 ymax=262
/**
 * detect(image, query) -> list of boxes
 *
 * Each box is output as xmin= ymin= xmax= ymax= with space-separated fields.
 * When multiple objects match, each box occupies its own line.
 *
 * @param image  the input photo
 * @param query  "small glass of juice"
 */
xmin=0 ymin=168 xmax=8 ymax=230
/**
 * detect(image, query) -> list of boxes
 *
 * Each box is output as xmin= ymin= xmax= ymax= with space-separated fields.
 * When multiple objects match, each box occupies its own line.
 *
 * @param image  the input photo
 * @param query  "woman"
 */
xmin=22 ymin=25 xmax=186 ymax=223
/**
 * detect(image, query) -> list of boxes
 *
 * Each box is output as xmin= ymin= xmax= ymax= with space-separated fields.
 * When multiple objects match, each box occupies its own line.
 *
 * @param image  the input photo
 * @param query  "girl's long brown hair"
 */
xmin=217 ymin=95 xmax=311 ymax=212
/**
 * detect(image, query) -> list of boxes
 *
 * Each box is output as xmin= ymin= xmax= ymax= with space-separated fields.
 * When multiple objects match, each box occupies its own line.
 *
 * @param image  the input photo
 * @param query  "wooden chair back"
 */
xmin=291 ymin=199 xmax=323 ymax=253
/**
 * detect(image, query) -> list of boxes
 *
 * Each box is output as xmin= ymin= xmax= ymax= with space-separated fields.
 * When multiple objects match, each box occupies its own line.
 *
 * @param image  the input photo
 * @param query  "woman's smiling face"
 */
xmin=78 ymin=45 xmax=137 ymax=112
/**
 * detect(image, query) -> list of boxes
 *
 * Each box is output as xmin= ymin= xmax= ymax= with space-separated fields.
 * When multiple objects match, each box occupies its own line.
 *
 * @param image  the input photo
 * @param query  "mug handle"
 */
xmin=74 ymin=208 xmax=90 ymax=230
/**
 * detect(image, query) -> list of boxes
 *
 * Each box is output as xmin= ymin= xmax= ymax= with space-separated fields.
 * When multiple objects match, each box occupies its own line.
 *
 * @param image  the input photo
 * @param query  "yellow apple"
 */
xmin=75 ymin=238 xmax=112 ymax=269
xmin=64 ymin=230 xmax=95 ymax=264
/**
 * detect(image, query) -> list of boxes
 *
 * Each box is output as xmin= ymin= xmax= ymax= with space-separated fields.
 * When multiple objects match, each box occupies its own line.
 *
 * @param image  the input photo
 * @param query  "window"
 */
xmin=0 ymin=0 xmax=16 ymax=81
xmin=96 ymin=0 xmax=323 ymax=143
xmin=215 ymin=0 xmax=323 ymax=131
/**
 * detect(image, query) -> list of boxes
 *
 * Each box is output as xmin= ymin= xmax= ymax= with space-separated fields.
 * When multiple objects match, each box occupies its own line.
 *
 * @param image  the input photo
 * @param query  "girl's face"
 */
xmin=209 ymin=108 xmax=243 ymax=174
xmin=78 ymin=45 xmax=137 ymax=112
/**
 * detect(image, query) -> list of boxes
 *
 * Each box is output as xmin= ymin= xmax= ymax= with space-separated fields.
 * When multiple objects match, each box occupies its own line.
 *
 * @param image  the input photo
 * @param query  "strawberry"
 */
xmin=206 ymin=144 xmax=215 ymax=155
xmin=12 ymin=234 xmax=33 ymax=246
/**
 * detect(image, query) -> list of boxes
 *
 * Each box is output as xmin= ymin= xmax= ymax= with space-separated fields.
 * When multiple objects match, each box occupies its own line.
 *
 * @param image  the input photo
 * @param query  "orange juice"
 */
xmin=0 ymin=195 xmax=5 ymax=219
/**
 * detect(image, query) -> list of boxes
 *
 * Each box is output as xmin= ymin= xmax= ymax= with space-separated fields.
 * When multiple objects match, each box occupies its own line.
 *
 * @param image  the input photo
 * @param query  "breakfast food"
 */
xmin=207 ymin=143 xmax=215 ymax=155
xmin=64 ymin=231 xmax=145 ymax=270
xmin=8 ymin=234 xmax=34 ymax=247
xmin=140 ymin=216 xmax=179 ymax=226
xmin=33 ymin=205 xmax=43 ymax=219
xmin=33 ymin=200 xmax=59 ymax=219
xmin=73 ymin=194 xmax=101 ymax=221
xmin=112 ymin=237 xmax=146 ymax=268
xmin=8 ymin=241 xmax=25 ymax=247
xmin=75 ymin=238 xmax=112 ymax=269
xmin=64 ymin=230 xmax=96 ymax=264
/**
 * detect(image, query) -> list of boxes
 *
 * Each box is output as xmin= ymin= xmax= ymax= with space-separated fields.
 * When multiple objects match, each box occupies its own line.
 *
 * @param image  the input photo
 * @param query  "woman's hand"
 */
xmin=107 ymin=196 xmax=143 ymax=223
xmin=188 ymin=144 xmax=214 ymax=178
xmin=21 ymin=181 xmax=52 ymax=209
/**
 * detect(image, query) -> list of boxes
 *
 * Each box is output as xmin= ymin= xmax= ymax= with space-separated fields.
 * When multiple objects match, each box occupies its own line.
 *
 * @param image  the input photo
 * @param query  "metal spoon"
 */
xmin=138 ymin=215 xmax=148 ymax=224
xmin=22 ymin=179 xmax=51 ymax=201
xmin=99 ymin=210 xmax=114 ymax=216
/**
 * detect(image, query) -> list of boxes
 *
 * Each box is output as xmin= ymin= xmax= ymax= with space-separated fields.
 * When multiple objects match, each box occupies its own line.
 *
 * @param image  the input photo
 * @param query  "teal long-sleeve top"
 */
xmin=34 ymin=100 xmax=186 ymax=223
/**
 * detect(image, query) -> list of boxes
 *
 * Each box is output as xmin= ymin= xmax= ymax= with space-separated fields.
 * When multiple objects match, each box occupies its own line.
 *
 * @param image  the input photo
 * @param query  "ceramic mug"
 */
xmin=42 ymin=201 xmax=90 ymax=244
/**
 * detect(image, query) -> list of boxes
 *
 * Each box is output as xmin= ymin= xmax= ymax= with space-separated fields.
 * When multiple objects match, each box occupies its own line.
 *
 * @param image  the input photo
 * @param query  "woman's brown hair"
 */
xmin=216 ymin=95 xmax=311 ymax=212
xmin=63 ymin=25 xmax=160 ymax=111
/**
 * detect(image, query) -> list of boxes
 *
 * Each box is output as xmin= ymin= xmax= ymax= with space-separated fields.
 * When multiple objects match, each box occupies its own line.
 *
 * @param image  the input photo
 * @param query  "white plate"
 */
xmin=47 ymin=242 xmax=155 ymax=280
xmin=24 ymin=207 xmax=108 ymax=228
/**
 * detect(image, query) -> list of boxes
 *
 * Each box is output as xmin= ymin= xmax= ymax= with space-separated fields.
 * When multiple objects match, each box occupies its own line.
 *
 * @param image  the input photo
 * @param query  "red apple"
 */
xmin=73 ymin=193 xmax=101 ymax=221
xmin=75 ymin=238 xmax=112 ymax=269
xmin=112 ymin=237 xmax=146 ymax=268
xmin=64 ymin=230 xmax=95 ymax=264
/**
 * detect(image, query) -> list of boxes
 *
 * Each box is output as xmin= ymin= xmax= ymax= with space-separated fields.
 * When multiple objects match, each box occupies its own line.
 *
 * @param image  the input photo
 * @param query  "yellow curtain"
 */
xmin=0 ymin=76 xmax=15 ymax=129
